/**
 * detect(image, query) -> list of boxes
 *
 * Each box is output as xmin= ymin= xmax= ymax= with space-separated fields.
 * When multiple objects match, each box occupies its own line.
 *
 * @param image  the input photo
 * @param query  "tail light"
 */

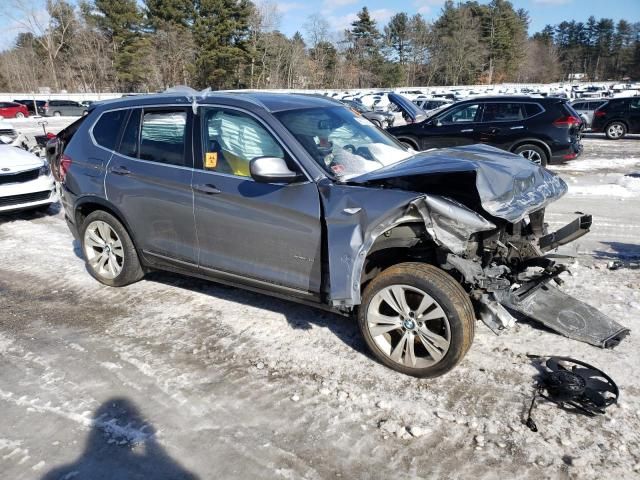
xmin=594 ymin=110 xmax=606 ymax=118
xmin=553 ymin=115 xmax=581 ymax=128
xmin=60 ymin=153 xmax=72 ymax=180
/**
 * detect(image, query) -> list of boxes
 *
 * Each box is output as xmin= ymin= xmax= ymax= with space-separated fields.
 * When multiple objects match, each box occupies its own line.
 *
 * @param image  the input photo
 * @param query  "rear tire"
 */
xmin=53 ymin=111 xmax=61 ymax=117
xmin=15 ymin=112 xmax=25 ymax=118
xmin=514 ymin=144 xmax=548 ymax=167
xmin=399 ymin=139 xmax=419 ymax=150
xmin=358 ymin=262 xmax=475 ymax=378
xmin=80 ymin=210 xmax=143 ymax=287
xmin=605 ymin=121 xmax=626 ymax=140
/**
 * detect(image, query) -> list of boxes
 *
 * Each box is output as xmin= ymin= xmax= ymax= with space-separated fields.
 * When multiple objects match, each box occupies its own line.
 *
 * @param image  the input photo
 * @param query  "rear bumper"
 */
xmin=550 ymin=141 xmax=583 ymax=162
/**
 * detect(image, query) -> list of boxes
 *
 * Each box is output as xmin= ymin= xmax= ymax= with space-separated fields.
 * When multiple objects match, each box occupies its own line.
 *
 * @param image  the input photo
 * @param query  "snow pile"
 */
xmin=551 ymin=157 xmax=640 ymax=172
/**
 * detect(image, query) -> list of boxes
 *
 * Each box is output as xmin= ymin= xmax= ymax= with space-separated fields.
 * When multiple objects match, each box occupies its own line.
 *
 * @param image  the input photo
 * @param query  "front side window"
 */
xmin=139 ymin=110 xmax=187 ymax=166
xmin=275 ymin=106 xmax=412 ymax=179
xmin=202 ymin=108 xmax=285 ymax=177
xmin=93 ymin=109 xmax=128 ymax=150
xmin=438 ymin=104 xmax=481 ymax=124
xmin=481 ymin=103 xmax=526 ymax=122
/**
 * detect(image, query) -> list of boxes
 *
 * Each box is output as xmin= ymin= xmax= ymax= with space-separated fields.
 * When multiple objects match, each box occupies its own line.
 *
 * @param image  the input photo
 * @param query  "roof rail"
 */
xmin=163 ymin=86 xmax=269 ymax=111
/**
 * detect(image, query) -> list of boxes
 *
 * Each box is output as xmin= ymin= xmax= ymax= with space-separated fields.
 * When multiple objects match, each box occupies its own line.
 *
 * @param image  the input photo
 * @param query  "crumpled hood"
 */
xmin=348 ymin=144 xmax=568 ymax=223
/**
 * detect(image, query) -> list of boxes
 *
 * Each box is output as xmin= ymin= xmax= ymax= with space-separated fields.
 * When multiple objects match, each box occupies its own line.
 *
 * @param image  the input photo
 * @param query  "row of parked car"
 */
xmin=0 ymin=99 xmax=90 ymax=118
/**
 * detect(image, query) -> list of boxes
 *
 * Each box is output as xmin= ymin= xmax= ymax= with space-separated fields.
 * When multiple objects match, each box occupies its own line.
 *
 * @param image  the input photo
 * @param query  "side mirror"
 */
xmin=250 ymin=156 xmax=301 ymax=184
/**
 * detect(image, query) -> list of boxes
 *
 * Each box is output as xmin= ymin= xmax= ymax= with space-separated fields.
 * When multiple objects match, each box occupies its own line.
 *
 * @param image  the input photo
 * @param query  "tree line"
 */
xmin=0 ymin=0 xmax=638 ymax=93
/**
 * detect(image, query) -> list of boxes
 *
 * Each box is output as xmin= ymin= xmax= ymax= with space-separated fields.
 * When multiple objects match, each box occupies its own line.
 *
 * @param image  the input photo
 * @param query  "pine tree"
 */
xmin=193 ymin=0 xmax=253 ymax=89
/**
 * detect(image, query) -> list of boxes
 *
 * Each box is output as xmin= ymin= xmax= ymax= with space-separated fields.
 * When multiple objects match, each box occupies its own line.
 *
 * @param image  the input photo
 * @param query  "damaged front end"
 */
xmin=325 ymin=144 xmax=629 ymax=349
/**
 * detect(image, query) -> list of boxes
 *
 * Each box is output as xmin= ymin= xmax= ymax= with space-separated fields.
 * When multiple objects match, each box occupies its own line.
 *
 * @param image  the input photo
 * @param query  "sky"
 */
xmin=276 ymin=0 xmax=639 ymax=37
xmin=0 ymin=0 xmax=639 ymax=51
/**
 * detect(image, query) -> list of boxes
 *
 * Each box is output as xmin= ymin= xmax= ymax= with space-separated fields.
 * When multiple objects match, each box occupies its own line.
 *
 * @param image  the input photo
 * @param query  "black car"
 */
xmin=341 ymin=100 xmax=394 ymax=128
xmin=590 ymin=96 xmax=640 ymax=139
xmin=14 ymin=99 xmax=47 ymax=116
xmin=387 ymin=95 xmax=583 ymax=166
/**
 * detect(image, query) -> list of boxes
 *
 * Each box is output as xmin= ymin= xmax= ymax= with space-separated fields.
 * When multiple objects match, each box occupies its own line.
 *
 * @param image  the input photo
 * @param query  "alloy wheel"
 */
xmin=366 ymin=284 xmax=451 ymax=368
xmin=83 ymin=220 xmax=125 ymax=280
xmin=607 ymin=124 xmax=624 ymax=139
xmin=519 ymin=149 xmax=542 ymax=165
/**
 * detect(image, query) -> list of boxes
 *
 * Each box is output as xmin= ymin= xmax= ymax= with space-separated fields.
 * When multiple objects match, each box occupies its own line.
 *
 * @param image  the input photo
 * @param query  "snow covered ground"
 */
xmin=1 ymin=119 xmax=639 ymax=479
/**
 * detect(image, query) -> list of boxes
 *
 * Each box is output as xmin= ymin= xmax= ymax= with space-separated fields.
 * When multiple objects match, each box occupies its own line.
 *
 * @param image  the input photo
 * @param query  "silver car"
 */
xmin=45 ymin=100 xmax=87 ymax=117
xmin=570 ymin=99 xmax=607 ymax=128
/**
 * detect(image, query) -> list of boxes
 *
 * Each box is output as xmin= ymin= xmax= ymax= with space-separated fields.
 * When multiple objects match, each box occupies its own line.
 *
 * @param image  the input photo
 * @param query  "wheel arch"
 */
xmin=74 ymin=197 xmax=142 ymax=256
xmin=510 ymin=139 xmax=551 ymax=163
xmin=396 ymin=136 xmax=419 ymax=150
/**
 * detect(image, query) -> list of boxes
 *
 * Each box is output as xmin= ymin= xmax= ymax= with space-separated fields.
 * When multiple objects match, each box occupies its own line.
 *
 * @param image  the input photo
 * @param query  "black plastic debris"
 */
xmin=525 ymin=356 xmax=619 ymax=432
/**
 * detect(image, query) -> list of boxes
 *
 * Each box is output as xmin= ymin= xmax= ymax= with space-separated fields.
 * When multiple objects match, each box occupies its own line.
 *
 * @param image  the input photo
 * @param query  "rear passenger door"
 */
xmin=477 ymin=102 xmax=533 ymax=149
xmin=104 ymin=107 xmax=198 ymax=266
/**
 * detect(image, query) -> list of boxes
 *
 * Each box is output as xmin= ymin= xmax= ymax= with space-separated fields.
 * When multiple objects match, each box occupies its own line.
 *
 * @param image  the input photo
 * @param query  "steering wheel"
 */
xmin=343 ymin=144 xmax=356 ymax=153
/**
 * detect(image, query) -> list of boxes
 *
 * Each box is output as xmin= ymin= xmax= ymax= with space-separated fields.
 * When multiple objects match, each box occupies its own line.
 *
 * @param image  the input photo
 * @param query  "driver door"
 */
xmin=421 ymin=103 xmax=483 ymax=150
xmin=192 ymin=107 xmax=323 ymax=294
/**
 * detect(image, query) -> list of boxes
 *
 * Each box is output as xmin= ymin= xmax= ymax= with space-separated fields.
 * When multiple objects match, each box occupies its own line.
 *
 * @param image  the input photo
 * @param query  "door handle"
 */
xmin=460 ymin=129 xmax=474 ymax=133
xmin=510 ymin=126 xmax=525 ymax=130
xmin=486 ymin=128 xmax=500 ymax=134
xmin=111 ymin=166 xmax=131 ymax=175
xmin=193 ymin=183 xmax=221 ymax=195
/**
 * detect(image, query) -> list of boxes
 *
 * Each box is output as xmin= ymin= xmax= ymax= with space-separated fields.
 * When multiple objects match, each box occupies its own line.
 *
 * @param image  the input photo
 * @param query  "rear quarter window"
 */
xmin=524 ymin=103 xmax=543 ymax=117
xmin=93 ymin=109 xmax=128 ymax=150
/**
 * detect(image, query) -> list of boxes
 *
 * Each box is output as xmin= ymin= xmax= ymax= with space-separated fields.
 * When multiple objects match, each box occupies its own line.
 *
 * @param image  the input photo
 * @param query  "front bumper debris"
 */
xmin=498 ymin=282 xmax=629 ymax=348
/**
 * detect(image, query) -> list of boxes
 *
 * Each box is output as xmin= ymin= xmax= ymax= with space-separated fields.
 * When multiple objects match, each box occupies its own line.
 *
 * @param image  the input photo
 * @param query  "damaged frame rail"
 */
xmin=460 ymin=213 xmax=629 ymax=348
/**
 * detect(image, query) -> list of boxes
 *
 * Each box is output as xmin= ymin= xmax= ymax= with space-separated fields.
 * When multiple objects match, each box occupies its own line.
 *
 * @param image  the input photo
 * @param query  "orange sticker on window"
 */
xmin=205 ymin=152 xmax=218 ymax=169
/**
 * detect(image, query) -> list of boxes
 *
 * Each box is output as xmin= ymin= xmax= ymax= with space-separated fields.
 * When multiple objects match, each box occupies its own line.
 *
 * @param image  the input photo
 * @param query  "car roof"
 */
xmin=459 ymin=95 xmax=556 ymax=103
xmin=92 ymin=91 xmax=342 ymax=113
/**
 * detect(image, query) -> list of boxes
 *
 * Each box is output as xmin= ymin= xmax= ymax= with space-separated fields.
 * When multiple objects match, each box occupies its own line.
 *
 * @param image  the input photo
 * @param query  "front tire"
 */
xmin=514 ymin=144 xmax=548 ymax=167
xmin=605 ymin=121 xmax=626 ymax=140
xmin=80 ymin=210 xmax=143 ymax=287
xmin=358 ymin=263 xmax=475 ymax=378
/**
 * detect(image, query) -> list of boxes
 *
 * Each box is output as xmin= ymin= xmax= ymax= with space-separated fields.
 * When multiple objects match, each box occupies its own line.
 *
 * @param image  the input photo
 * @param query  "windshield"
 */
xmin=274 ymin=106 xmax=412 ymax=179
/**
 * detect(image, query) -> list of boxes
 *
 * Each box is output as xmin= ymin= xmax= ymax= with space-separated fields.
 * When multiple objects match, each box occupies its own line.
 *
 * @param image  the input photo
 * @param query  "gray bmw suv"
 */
xmin=55 ymin=91 xmax=628 ymax=377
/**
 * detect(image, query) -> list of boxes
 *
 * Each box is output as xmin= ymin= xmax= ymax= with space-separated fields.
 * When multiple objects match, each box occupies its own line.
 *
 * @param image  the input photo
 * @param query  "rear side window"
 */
xmin=572 ymin=102 xmax=585 ymax=110
xmin=482 ymin=103 xmax=526 ymax=122
xmin=118 ymin=109 xmax=141 ymax=158
xmin=524 ymin=103 xmax=543 ymax=117
xmin=139 ymin=110 xmax=187 ymax=166
xmin=93 ymin=109 xmax=127 ymax=150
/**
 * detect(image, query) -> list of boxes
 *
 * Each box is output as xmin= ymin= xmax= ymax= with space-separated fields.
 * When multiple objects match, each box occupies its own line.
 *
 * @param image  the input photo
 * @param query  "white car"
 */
xmin=0 ymin=144 xmax=57 ymax=213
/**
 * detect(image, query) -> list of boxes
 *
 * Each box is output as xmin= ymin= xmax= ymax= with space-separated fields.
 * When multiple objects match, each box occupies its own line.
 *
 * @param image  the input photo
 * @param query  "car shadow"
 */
xmin=145 ymin=270 xmax=368 ymax=357
xmin=593 ymin=241 xmax=640 ymax=260
xmin=0 ymin=201 xmax=61 ymax=224
xmin=581 ymin=132 xmax=640 ymax=141
xmin=40 ymin=397 xmax=198 ymax=480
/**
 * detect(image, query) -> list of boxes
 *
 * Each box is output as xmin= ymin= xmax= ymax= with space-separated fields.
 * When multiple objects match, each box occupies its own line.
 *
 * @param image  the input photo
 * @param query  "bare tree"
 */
xmin=1 ymin=0 xmax=76 ymax=91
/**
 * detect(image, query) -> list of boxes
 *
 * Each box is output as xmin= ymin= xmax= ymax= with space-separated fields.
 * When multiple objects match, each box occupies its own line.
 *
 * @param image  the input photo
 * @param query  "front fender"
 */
xmin=319 ymin=182 xmax=494 ymax=307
